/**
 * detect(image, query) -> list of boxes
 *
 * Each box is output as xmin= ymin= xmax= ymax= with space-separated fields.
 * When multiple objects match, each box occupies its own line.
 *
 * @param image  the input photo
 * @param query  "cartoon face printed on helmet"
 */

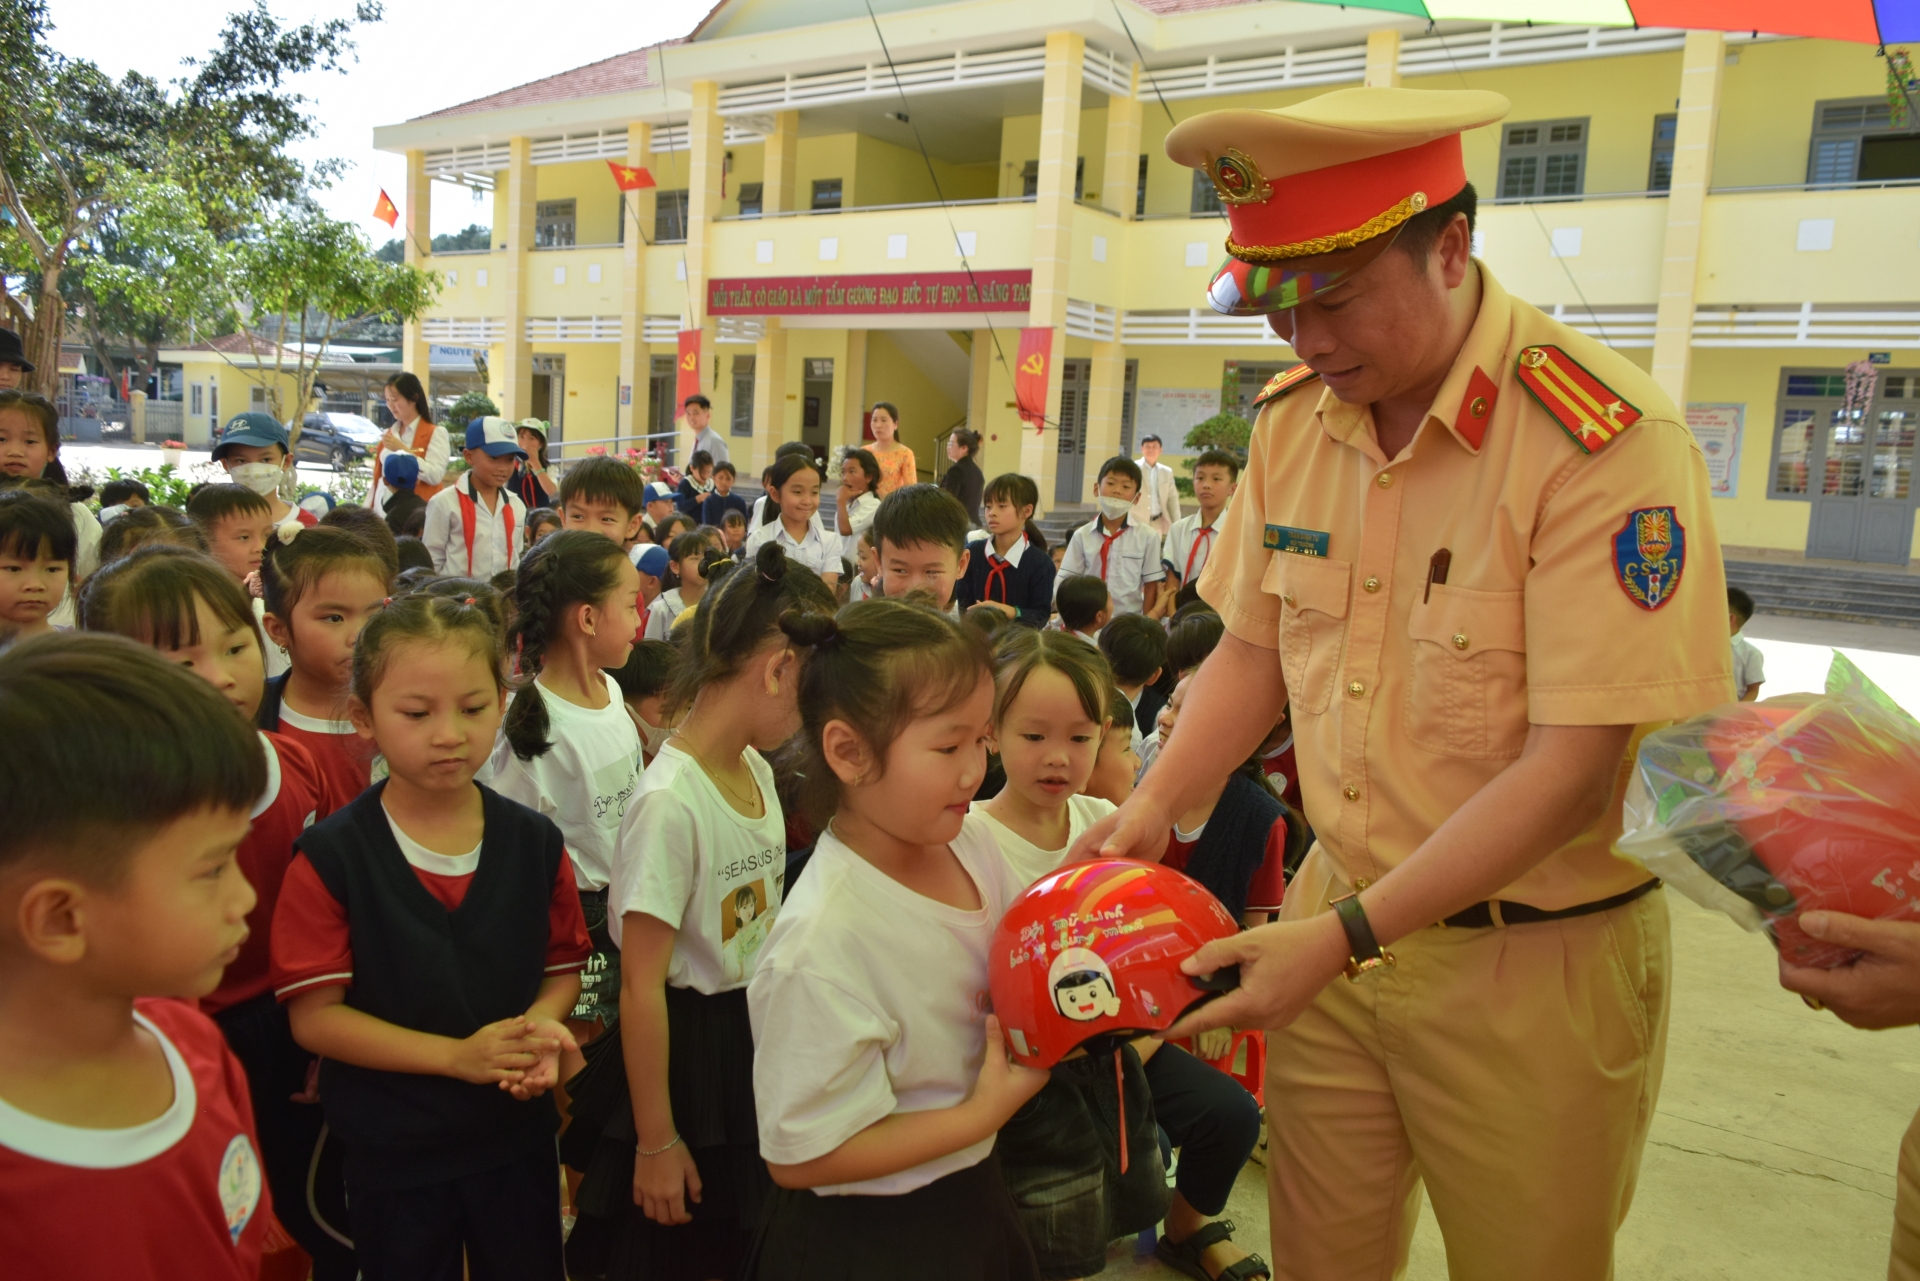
xmin=990 ymin=859 xmax=1239 ymax=1070
xmin=1049 ymin=948 xmax=1122 ymax=1022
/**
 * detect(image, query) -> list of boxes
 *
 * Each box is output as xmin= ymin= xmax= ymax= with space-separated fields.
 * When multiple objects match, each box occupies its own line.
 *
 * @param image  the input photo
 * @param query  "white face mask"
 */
xmin=633 ymin=712 xmax=671 ymax=757
xmin=228 ymin=462 xmax=283 ymax=498
xmin=1097 ymin=495 xmax=1133 ymax=521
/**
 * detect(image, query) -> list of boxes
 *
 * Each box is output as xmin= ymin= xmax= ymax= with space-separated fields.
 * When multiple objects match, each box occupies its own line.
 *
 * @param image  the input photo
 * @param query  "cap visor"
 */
xmin=480 ymin=443 xmax=528 ymax=459
xmin=1205 ymin=230 xmax=1400 ymax=316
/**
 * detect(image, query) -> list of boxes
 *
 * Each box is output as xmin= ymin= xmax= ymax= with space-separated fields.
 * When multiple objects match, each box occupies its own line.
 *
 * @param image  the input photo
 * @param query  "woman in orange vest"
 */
xmin=372 ymin=372 xmax=450 ymax=512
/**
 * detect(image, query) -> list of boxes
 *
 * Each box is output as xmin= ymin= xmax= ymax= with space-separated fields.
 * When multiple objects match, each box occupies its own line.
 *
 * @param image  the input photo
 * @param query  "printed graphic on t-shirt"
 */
xmin=721 ymin=875 xmax=776 ymax=985
xmin=218 ymin=1133 xmax=262 ymax=1245
xmin=591 ymin=753 xmax=640 ymax=822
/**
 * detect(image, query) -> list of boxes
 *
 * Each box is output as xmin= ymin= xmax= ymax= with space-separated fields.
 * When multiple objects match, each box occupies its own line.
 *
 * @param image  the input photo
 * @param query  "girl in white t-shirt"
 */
xmin=645 ymin=531 xmax=718 ymax=641
xmin=746 ymin=598 xmax=1048 ymax=1281
xmin=974 ymin=627 xmax=1118 ymax=889
xmin=489 ymin=530 xmax=643 ymax=1035
xmin=569 ymin=542 xmax=836 ymax=1281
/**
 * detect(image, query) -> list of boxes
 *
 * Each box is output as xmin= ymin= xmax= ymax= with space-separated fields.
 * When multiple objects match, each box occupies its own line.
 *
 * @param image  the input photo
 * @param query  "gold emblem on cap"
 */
xmin=1208 ymin=148 xmax=1273 ymax=207
xmin=1409 ymin=191 xmax=1429 ymax=212
xmin=1521 ymin=347 xmax=1548 ymax=368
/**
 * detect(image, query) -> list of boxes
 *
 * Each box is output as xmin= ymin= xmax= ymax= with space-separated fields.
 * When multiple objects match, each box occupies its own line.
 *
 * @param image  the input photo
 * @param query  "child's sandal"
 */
xmin=1154 ymin=1219 xmax=1272 ymax=1281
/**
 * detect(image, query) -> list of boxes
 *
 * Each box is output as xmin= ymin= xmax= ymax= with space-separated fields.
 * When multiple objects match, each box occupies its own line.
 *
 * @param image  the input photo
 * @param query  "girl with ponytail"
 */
xmin=489 ymin=529 xmax=643 ymax=1035
xmin=566 ymin=542 xmax=834 ymax=1281
xmin=744 ymin=598 xmax=1048 ymax=1281
xmin=644 ymin=530 xmax=721 ymax=641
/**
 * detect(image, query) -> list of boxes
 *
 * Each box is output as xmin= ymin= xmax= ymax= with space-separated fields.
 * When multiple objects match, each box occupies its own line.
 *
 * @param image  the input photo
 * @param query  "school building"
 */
xmin=373 ymin=0 xmax=1920 ymax=563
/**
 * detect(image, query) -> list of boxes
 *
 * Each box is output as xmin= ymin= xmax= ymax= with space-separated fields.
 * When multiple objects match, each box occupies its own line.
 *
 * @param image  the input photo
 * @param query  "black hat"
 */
xmin=0 ymin=328 xmax=33 ymax=373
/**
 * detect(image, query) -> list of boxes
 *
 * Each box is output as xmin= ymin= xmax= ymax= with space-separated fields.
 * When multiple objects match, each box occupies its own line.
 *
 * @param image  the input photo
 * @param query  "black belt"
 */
xmin=1439 ymin=878 xmax=1660 ymax=930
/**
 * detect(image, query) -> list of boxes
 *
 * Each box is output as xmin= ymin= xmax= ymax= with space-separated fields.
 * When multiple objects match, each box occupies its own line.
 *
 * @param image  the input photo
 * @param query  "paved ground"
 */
xmin=1102 ymin=617 xmax=1920 ymax=1281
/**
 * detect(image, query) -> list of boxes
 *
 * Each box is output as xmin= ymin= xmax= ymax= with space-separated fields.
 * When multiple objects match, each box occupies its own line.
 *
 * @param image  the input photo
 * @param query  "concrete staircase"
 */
xmin=1725 ymin=558 xmax=1920 ymax=628
xmin=1033 ymin=503 xmax=1097 ymax=551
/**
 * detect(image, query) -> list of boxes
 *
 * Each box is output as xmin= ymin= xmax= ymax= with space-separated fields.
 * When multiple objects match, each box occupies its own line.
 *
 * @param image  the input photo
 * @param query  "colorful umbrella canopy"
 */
xmin=1291 ymin=1 xmax=1920 ymax=45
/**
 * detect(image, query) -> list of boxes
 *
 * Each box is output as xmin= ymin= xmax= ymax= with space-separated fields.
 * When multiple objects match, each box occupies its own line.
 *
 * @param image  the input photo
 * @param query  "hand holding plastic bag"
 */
xmin=1617 ymin=653 xmax=1920 ymax=969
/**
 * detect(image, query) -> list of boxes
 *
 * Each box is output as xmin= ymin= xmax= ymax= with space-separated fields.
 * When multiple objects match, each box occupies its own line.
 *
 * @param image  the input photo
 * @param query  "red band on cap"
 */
xmin=1227 ymin=135 xmax=1466 ymax=257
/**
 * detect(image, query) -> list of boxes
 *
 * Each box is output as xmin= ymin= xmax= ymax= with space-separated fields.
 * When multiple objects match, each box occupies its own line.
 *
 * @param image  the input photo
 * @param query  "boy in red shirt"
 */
xmin=0 ymin=634 xmax=274 ymax=1279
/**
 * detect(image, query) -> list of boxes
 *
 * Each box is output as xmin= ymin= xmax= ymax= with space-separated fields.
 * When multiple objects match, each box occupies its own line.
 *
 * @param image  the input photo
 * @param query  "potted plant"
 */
xmin=160 ymin=440 xmax=187 ymax=468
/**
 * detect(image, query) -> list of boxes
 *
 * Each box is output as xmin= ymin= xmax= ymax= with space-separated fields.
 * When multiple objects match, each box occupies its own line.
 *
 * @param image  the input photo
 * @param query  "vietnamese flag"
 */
xmin=608 ymin=160 xmax=657 ymax=192
xmin=372 ymin=189 xmax=399 ymax=228
xmin=1014 ymin=327 xmax=1053 ymax=433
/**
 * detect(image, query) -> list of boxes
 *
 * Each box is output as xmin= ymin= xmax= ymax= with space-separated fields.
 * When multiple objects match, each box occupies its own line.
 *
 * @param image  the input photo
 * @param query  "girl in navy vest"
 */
xmin=270 ymin=591 xmax=592 ymax=1281
xmin=565 ymin=543 xmax=836 ymax=1281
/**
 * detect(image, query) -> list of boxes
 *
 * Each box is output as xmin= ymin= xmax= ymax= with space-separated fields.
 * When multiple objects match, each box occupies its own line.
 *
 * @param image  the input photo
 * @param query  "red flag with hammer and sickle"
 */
xmin=1014 ymin=328 xmax=1052 ymax=434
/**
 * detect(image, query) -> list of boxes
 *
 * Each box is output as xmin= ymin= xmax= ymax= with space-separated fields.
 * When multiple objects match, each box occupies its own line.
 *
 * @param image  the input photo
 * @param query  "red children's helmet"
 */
xmin=1694 ymin=699 xmax=1920 ymax=967
xmin=990 ymin=858 xmax=1239 ymax=1070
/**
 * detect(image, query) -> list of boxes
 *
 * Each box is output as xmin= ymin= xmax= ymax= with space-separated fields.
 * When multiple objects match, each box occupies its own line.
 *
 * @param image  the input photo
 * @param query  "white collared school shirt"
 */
xmin=745 ymin=514 xmax=844 ymax=578
xmin=1059 ymin=517 xmax=1164 ymax=616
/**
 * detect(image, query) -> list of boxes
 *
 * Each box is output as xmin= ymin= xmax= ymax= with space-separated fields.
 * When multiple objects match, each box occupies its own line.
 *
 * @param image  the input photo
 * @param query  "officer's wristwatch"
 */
xmin=1331 ymin=893 xmax=1395 ymax=981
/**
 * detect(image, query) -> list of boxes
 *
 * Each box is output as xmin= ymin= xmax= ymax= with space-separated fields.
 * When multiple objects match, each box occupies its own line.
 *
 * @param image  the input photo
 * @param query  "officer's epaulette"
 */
xmin=1513 ymin=344 xmax=1642 ymax=456
xmin=1252 ymin=363 xmax=1322 ymax=409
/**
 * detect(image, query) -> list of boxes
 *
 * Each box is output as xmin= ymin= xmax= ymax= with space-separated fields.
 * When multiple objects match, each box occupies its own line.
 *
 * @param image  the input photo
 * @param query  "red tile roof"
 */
xmin=414 ymin=44 xmax=672 ymax=121
xmin=418 ymin=1 xmax=1266 ymax=120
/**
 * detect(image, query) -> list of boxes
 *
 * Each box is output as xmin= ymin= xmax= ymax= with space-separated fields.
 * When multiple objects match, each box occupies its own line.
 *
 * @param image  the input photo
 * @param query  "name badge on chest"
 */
xmin=1264 ymin=524 xmax=1331 ymax=558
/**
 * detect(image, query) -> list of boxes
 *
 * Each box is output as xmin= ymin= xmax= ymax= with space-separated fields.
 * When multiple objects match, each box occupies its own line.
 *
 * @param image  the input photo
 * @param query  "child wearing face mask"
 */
xmin=1057 ymin=457 xmax=1165 ymax=618
xmin=212 ymin=413 xmax=315 ymax=529
xmin=609 ymin=639 xmax=679 ymax=767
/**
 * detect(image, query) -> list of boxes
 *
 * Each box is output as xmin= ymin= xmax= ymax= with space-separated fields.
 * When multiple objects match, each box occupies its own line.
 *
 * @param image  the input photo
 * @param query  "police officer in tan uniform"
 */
xmin=1077 ymin=88 xmax=1732 ymax=1279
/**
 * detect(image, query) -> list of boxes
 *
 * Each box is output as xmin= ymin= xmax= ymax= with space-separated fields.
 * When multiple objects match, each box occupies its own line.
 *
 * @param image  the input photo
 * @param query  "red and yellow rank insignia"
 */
xmin=1514 ymin=345 xmax=1641 ymax=455
xmin=1252 ymin=363 xmax=1322 ymax=409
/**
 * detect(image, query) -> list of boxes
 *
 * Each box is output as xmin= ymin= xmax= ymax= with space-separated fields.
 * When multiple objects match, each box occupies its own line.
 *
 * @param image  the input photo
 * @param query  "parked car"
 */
xmin=297 ymin=413 xmax=379 ymax=471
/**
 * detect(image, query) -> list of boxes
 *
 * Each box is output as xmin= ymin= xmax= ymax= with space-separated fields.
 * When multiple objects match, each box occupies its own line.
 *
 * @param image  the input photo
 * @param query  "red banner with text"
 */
xmin=676 ymin=330 xmax=702 ymax=416
xmin=1014 ymin=327 xmax=1053 ymax=433
xmin=706 ymin=270 xmax=1031 ymax=316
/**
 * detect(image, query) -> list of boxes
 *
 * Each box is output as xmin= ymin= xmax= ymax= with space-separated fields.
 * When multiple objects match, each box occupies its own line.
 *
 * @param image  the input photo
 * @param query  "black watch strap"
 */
xmin=1331 ymin=893 xmax=1394 ymax=980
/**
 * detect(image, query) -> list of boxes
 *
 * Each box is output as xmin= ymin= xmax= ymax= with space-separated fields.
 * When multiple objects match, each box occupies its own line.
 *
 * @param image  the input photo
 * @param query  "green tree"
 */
xmin=0 ymin=0 xmax=382 ymax=393
xmin=1184 ymin=411 xmax=1252 ymax=455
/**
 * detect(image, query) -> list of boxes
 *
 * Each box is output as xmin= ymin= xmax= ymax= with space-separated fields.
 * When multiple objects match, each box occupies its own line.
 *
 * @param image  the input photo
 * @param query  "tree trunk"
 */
xmin=22 ymin=273 xmax=64 ymax=399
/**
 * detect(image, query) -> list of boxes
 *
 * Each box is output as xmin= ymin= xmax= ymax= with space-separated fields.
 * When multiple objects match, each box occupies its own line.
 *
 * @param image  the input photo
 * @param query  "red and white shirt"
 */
xmin=203 ymin=732 xmax=339 ymax=1015
xmin=273 ymin=699 xmax=379 ymax=808
xmin=0 ymin=999 xmax=271 ymax=1280
xmin=1260 ymin=734 xmax=1302 ymax=812
xmin=271 ymin=806 xmax=591 ymax=1000
xmin=1161 ymin=512 xmax=1224 ymax=588
xmin=1162 ymin=812 xmax=1288 ymax=915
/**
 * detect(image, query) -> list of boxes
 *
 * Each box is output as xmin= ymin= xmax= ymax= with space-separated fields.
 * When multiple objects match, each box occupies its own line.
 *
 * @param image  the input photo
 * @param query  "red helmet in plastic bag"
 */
xmin=1698 ymin=699 xmax=1920 ymax=966
xmin=990 ymin=858 xmax=1238 ymax=1070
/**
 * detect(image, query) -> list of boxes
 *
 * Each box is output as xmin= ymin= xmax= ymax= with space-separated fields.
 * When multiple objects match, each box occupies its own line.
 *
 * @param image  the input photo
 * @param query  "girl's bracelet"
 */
xmin=639 ymin=1134 xmax=683 ymax=1157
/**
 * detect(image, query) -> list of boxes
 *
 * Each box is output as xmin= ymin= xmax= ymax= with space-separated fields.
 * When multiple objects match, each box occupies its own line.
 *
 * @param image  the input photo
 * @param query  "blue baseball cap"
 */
xmin=631 ymin=543 xmax=670 ymax=578
xmin=645 ymin=481 xmax=677 ymax=504
xmin=211 ymin=411 xmax=289 ymax=460
xmin=383 ymin=452 xmax=421 ymax=487
xmin=465 ymin=416 xmax=528 ymax=459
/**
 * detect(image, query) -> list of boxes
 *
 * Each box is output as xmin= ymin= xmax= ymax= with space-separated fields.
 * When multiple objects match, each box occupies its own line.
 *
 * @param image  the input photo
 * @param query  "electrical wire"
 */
xmin=863 ymin=0 xmax=1061 ymax=433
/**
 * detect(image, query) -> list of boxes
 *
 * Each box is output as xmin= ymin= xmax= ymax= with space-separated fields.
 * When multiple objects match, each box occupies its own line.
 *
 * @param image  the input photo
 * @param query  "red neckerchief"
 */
xmin=983 ymin=535 xmax=1024 ymax=602
xmin=456 ymin=476 xmax=516 ymax=575
xmin=1097 ymin=519 xmax=1128 ymax=580
xmin=1184 ymin=521 xmax=1217 ymax=583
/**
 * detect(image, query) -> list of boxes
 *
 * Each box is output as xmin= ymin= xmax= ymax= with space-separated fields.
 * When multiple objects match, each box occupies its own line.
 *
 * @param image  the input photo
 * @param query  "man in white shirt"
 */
xmin=1131 ymin=434 xmax=1182 ymax=537
xmin=422 ymin=417 xmax=529 ymax=578
xmin=687 ymin=393 xmax=730 ymax=467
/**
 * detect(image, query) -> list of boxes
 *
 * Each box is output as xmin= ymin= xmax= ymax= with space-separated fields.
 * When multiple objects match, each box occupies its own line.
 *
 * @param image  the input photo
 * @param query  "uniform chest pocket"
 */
xmin=1264 ymin=554 xmax=1351 ymax=716
xmin=1405 ymin=585 xmax=1529 ymax=760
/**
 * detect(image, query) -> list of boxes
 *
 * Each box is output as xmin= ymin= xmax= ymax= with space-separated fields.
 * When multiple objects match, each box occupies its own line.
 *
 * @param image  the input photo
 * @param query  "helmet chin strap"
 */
xmin=1115 ymin=1047 xmax=1129 ymax=1176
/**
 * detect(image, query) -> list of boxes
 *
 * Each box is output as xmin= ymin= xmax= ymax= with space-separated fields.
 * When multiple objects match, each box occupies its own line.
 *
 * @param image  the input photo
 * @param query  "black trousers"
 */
xmin=213 ymin=992 xmax=356 ymax=1281
xmin=1143 ymin=1043 xmax=1262 ymax=1218
xmin=347 ymin=1144 xmax=565 ymax=1281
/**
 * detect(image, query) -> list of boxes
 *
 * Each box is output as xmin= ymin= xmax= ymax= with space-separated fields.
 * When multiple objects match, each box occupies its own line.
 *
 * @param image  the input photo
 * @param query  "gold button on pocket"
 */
xmin=1363 ymin=576 xmax=1381 ymax=593
xmin=1342 ymin=785 xmax=1359 ymax=801
xmin=1354 ymin=878 xmax=1371 ymax=891
xmin=1452 ymin=633 xmax=1469 ymax=650
xmin=1376 ymin=472 xmax=1394 ymax=489
xmin=1282 ymin=592 xmax=1296 ymax=607
xmin=1347 ymin=680 xmax=1366 ymax=698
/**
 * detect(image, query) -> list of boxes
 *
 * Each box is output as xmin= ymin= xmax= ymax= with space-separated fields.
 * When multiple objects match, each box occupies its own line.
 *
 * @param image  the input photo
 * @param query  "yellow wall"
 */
xmin=863 ymin=329 xmax=968 ymax=476
xmin=852 ymin=134 xmax=996 ymax=206
xmin=1712 ymin=39 xmax=1889 ymax=189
